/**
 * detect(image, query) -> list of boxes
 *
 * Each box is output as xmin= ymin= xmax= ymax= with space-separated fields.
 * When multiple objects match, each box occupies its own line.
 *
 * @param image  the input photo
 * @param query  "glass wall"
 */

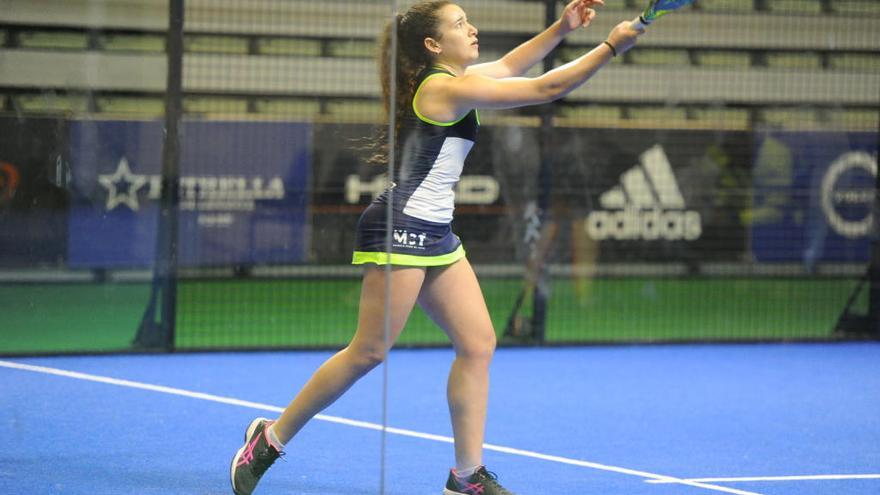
xmin=1 ymin=0 xmax=878 ymax=355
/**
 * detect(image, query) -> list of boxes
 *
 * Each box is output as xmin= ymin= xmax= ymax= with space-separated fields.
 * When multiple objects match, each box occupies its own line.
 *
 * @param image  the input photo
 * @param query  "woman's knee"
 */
xmin=344 ymin=343 xmax=387 ymax=372
xmin=455 ymin=327 xmax=497 ymax=362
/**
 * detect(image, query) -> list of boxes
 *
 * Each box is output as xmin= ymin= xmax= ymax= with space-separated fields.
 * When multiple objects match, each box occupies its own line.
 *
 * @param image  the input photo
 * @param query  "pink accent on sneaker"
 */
xmin=235 ymin=420 xmax=276 ymax=468
xmin=455 ymin=480 xmax=485 ymax=495
xmin=236 ymin=433 xmax=262 ymax=467
xmin=452 ymin=469 xmax=486 ymax=495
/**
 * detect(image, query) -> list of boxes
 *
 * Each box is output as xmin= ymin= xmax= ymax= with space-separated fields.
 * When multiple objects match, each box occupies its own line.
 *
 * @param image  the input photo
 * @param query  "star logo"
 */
xmin=98 ymin=157 xmax=148 ymax=211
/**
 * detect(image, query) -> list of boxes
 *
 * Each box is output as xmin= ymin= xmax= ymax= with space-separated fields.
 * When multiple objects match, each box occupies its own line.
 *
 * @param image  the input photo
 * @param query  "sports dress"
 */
xmin=352 ymin=66 xmax=480 ymax=267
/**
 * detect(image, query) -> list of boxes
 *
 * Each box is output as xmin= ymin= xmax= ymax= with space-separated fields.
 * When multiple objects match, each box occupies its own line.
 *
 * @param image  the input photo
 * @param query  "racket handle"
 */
xmin=631 ymin=15 xmax=650 ymax=31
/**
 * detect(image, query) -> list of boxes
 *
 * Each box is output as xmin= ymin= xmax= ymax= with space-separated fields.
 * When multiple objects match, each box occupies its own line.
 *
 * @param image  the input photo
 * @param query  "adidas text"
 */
xmin=586 ymin=207 xmax=702 ymax=241
xmin=586 ymin=144 xmax=703 ymax=242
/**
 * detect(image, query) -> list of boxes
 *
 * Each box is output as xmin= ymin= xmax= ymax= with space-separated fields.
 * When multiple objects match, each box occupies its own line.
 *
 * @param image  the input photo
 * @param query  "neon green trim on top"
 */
xmin=352 ymin=244 xmax=466 ymax=267
xmin=412 ymin=73 xmax=478 ymax=127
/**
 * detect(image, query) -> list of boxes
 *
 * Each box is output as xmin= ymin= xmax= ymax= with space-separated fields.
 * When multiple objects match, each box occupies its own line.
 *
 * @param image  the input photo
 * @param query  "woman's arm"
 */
xmin=417 ymin=21 xmax=641 ymax=122
xmin=466 ymin=0 xmax=604 ymax=79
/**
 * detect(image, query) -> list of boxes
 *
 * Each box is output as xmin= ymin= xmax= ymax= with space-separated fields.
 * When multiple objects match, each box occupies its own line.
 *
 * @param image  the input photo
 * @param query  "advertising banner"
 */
xmin=67 ymin=120 xmax=310 ymax=268
xmin=309 ymin=124 xmax=754 ymax=264
xmin=0 ymin=117 xmax=68 ymax=266
xmin=751 ymin=131 xmax=877 ymax=265
xmin=544 ymin=127 xmax=754 ymax=263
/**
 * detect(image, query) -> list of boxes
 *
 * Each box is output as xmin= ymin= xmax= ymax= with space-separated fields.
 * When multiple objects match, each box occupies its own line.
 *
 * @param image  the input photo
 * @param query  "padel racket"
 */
xmin=631 ymin=0 xmax=695 ymax=30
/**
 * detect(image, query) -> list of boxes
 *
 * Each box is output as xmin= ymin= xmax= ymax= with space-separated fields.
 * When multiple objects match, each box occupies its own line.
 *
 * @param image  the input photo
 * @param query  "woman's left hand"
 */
xmin=560 ymin=0 xmax=604 ymax=34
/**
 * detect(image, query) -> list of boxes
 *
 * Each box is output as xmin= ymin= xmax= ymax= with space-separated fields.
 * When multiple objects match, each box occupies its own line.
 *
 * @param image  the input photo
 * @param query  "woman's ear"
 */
xmin=424 ymin=37 xmax=442 ymax=55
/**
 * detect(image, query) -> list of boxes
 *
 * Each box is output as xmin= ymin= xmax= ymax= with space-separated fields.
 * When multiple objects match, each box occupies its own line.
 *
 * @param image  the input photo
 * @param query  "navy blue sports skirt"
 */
xmin=351 ymin=202 xmax=465 ymax=266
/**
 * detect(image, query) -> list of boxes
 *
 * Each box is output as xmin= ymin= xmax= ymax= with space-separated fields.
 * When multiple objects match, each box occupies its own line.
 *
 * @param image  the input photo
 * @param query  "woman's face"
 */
xmin=428 ymin=4 xmax=479 ymax=67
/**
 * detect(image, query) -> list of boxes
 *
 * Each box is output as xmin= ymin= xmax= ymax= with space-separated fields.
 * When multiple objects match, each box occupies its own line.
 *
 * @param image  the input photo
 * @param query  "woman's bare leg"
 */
xmin=418 ymin=258 xmax=496 ymax=470
xmin=271 ymin=265 xmax=426 ymax=444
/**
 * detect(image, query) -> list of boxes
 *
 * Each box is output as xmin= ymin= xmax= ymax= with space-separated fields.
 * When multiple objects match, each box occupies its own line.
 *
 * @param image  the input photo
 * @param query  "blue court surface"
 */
xmin=2 ymin=343 xmax=879 ymax=495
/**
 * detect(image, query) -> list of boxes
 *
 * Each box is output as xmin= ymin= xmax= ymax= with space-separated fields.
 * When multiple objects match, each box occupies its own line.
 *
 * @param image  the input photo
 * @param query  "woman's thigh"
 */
xmin=417 ymin=258 xmax=496 ymax=353
xmin=350 ymin=265 xmax=426 ymax=353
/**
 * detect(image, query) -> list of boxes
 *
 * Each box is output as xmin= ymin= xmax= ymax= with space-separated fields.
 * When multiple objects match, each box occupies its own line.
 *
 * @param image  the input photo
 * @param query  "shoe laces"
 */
xmin=254 ymin=447 xmax=283 ymax=476
xmin=476 ymin=468 xmax=513 ymax=495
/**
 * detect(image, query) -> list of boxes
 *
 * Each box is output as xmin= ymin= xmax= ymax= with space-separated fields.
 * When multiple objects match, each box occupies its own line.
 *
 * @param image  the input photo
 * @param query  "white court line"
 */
xmin=647 ymin=474 xmax=880 ymax=483
xmin=1 ymin=359 xmax=763 ymax=495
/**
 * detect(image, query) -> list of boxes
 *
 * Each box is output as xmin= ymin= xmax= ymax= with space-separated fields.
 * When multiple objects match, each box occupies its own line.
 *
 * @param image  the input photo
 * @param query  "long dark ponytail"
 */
xmin=371 ymin=1 xmax=451 ymax=165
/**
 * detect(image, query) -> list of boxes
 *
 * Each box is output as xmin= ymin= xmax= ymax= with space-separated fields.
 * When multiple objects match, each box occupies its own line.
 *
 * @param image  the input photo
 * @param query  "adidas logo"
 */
xmin=586 ymin=145 xmax=702 ymax=241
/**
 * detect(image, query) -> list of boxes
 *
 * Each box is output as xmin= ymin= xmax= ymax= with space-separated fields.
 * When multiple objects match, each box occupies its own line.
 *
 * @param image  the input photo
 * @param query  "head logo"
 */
xmin=0 ymin=162 xmax=20 ymax=205
xmin=586 ymin=145 xmax=702 ymax=241
xmin=821 ymin=151 xmax=876 ymax=239
xmin=345 ymin=174 xmax=499 ymax=205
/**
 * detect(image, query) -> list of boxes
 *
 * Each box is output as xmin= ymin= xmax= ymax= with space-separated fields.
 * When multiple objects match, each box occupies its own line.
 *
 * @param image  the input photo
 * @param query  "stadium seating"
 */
xmin=0 ymin=0 xmax=877 ymax=129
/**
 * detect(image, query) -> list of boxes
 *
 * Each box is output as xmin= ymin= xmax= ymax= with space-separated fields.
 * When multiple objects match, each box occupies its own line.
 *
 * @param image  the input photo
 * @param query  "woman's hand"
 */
xmin=559 ymin=0 xmax=604 ymax=34
xmin=606 ymin=20 xmax=644 ymax=56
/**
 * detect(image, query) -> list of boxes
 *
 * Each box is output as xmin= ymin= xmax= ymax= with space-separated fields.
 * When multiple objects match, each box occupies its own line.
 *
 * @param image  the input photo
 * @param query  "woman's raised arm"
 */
xmin=466 ymin=0 xmax=604 ymax=79
xmin=418 ymin=21 xmax=642 ymax=122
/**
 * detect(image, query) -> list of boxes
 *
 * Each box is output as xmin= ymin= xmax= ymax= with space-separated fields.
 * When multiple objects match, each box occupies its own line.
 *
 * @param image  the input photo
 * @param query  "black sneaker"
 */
xmin=444 ymin=466 xmax=516 ymax=495
xmin=230 ymin=418 xmax=282 ymax=495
